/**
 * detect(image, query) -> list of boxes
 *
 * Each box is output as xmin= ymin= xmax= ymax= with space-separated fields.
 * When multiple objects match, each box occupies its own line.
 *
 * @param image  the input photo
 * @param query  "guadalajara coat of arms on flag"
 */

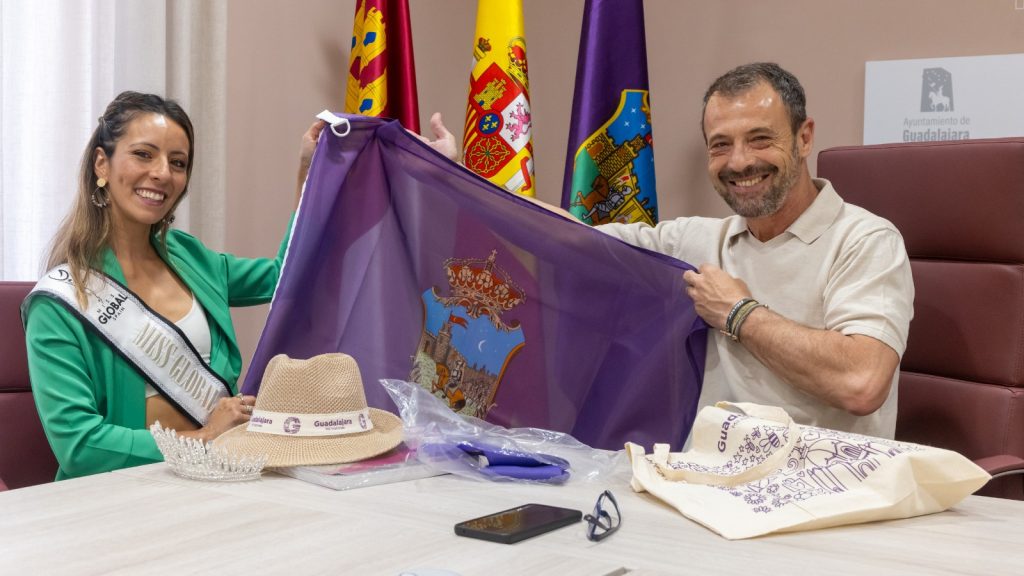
xmin=411 ymin=250 xmax=525 ymax=419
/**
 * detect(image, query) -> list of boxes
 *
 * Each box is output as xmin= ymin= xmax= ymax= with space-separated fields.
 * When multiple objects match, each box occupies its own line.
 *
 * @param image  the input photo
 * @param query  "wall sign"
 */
xmin=864 ymin=53 xmax=1024 ymax=145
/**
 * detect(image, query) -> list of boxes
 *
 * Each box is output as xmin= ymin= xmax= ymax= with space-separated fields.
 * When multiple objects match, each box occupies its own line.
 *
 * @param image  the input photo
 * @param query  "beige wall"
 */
xmin=225 ymin=0 xmax=1024 ymax=378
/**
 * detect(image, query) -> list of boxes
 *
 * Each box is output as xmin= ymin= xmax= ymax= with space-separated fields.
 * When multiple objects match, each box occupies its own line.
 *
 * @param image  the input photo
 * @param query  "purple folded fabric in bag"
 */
xmin=457 ymin=441 xmax=570 ymax=468
xmin=458 ymin=441 xmax=570 ymax=483
xmin=417 ymin=441 xmax=570 ymax=483
xmin=479 ymin=464 xmax=569 ymax=482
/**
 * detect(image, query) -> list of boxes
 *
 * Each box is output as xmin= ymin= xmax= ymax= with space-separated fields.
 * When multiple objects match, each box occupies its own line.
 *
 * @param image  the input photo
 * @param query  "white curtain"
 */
xmin=0 ymin=0 xmax=225 ymax=280
xmin=167 ymin=0 xmax=227 ymax=252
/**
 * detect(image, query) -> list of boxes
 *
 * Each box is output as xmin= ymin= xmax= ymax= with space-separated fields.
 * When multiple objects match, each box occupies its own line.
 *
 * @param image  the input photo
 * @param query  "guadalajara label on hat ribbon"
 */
xmin=246 ymin=409 xmax=375 ymax=436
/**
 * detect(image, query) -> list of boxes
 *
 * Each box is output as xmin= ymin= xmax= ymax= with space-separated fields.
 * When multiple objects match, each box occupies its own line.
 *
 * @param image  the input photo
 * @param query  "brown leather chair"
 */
xmin=0 ymin=281 xmax=58 ymax=490
xmin=818 ymin=138 xmax=1024 ymax=499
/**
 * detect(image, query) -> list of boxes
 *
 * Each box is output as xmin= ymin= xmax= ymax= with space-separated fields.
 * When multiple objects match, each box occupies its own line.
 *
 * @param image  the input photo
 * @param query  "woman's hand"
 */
xmin=296 ymin=120 xmax=328 ymax=205
xmin=411 ymin=112 xmax=459 ymax=162
xmin=180 ymin=394 xmax=255 ymax=443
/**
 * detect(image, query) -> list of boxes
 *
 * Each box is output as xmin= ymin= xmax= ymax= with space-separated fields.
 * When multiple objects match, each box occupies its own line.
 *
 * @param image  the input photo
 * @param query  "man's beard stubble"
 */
xmin=714 ymin=143 xmax=800 ymax=219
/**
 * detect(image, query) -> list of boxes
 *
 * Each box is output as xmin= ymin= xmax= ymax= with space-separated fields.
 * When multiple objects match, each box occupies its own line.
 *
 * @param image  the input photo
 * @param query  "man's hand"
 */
xmin=683 ymin=264 xmax=898 ymax=416
xmin=682 ymin=264 xmax=752 ymax=331
xmin=412 ymin=112 xmax=459 ymax=162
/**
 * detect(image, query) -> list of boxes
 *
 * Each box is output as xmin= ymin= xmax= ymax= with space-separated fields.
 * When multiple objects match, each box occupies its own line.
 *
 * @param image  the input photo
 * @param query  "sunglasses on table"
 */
xmin=584 ymin=490 xmax=621 ymax=542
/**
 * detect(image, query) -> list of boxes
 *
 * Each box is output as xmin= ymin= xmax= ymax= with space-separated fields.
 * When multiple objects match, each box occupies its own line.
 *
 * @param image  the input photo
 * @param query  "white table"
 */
xmin=1 ymin=462 xmax=1021 ymax=575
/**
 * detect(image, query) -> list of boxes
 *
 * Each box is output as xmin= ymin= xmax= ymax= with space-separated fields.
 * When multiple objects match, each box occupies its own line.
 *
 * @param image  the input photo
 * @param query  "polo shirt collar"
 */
xmin=725 ymin=178 xmax=841 ymax=244
xmin=787 ymin=179 xmax=841 ymax=243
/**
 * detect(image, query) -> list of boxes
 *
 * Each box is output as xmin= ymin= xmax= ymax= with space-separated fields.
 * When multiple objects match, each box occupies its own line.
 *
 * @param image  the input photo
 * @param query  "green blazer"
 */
xmin=23 ymin=225 xmax=290 ymax=480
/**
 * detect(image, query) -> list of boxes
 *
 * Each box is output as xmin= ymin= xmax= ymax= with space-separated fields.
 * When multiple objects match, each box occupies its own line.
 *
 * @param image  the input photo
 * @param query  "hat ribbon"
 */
xmin=246 ymin=408 xmax=375 ymax=437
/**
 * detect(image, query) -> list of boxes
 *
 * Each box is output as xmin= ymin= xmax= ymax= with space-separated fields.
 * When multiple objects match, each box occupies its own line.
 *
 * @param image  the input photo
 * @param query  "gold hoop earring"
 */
xmin=91 ymin=178 xmax=109 ymax=208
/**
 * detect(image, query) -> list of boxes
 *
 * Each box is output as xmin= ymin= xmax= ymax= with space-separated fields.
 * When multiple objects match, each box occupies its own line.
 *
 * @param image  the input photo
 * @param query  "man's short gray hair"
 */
xmin=701 ymin=62 xmax=807 ymax=139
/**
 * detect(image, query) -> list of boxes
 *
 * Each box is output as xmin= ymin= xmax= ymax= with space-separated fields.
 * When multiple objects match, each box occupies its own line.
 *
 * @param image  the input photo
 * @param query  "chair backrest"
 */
xmin=818 ymin=138 xmax=1024 ymax=499
xmin=0 ymin=281 xmax=58 ymax=489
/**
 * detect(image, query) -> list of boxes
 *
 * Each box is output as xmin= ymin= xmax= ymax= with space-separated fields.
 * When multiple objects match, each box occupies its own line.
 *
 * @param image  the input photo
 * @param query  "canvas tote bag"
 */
xmin=627 ymin=402 xmax=990 ymax=539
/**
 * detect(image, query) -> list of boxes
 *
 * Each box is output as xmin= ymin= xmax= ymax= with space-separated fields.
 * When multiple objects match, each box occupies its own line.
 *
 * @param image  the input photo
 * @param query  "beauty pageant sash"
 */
xmin=29 ymin=265 xmax=230 ymax=426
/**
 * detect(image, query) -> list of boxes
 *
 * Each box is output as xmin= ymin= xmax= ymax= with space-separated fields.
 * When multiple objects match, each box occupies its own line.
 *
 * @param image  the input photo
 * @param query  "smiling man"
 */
xmin=599 ymin=63 xmax=914 ymax=438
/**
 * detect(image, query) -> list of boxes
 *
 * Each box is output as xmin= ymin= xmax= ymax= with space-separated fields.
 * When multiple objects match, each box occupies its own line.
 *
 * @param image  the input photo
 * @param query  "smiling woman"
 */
xmin=96 ymin=113 xmax=191 ymax=234
xmin=20 ymin=92 xmax=324 ymax=480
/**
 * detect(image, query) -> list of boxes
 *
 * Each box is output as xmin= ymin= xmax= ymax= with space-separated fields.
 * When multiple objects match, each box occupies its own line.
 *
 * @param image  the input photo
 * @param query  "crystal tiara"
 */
xmin=150 ymin=422 xmax=268 ymax=482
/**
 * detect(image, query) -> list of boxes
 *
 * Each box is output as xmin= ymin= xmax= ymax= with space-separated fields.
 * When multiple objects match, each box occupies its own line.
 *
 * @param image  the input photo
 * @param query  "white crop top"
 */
xmin=144 ymin=296 xmax=212 ymax=398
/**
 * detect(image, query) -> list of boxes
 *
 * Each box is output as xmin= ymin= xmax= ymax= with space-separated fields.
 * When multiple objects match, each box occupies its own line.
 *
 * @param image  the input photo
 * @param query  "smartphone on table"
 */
xmin=454 ymin=503 xmax=582 ymax=544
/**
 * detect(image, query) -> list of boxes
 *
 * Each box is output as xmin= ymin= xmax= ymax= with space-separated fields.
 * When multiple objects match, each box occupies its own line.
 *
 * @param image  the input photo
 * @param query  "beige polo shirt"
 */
xmin=599 ymin=179 xmax=914 ymax=438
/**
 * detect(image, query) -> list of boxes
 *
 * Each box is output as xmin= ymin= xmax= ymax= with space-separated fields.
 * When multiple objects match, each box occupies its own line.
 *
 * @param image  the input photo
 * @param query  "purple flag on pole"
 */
xmin=562 ymin=0 xmax=657 ymax=227
xmin=243 ymin=115 xmax=705 ymax=450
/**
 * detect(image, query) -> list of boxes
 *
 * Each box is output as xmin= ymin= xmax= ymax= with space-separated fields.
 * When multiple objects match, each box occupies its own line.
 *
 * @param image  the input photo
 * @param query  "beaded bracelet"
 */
xmin=721 ymin=298 xmax=767 ymax=342
xmin=730 ymin=301 xmax=767 ymax=342
xmin=724 ymin=297 xmax=755 ymax=334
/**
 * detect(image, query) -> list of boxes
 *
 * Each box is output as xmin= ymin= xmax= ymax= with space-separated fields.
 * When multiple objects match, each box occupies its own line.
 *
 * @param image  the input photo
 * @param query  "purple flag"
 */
xmin=244 ymin=115 xmax=704 ymax=450
xmin=562 ymin=0 xmax=657 ymax=227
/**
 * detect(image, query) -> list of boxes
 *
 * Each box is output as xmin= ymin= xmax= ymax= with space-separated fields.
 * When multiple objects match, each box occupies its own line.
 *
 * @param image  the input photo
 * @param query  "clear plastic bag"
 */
xmin=380 ymin=379 xmax=624 ymax=485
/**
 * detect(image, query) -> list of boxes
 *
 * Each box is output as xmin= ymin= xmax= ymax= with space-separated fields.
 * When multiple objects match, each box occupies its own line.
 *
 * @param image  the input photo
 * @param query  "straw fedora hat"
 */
xmin=214 ymin=353 xmax=402 ymax=467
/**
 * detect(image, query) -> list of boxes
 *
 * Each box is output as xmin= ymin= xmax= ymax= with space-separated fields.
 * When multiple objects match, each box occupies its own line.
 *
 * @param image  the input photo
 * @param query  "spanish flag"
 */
xmin=462 ymin=0 xmax=535 ymax=197
xmin=345 ymin=0 xmax=420 ymax=132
